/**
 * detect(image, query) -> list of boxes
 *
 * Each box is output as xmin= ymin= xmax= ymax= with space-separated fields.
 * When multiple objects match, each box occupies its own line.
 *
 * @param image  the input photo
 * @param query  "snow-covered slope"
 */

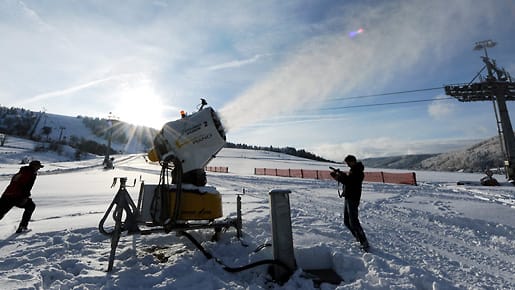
xmin=420 ymin=135 xmax=504 ymax=172
xmin=1 ymin=109 xmax=155 ymax=156
xmin=362 ymin=135 xmax=506 ymax=173
xmin=33 ymin=113 xmax=106 ymax=145
xmin=0 ymin=140 xmax=514 ymax=289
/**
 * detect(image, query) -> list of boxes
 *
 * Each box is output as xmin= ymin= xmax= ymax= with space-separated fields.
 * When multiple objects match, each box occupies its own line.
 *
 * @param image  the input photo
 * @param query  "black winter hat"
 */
xmin=29 ymin=160 xmax=44 ymax=168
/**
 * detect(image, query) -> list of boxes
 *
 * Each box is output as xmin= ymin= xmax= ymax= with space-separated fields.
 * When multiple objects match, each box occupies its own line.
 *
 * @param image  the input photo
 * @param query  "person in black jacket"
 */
xmin=330 ymin=155 xmax=369 ymax=251
xmin=0 ymin=160 xmax=43 ymax=233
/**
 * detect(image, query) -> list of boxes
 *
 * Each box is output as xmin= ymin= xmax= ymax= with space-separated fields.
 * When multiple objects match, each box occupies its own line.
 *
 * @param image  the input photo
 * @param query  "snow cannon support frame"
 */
xmin=98 ymin=170 xmax=243 ymax=272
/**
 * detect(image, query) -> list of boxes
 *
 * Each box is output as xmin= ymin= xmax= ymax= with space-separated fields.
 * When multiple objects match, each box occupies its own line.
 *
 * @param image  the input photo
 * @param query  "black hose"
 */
xmin=179 ymin=231 xmax=293 ymax=274
xmin=253 ymin=243 xmax=272 ymax=253
xmin=171 ymin=157 xmax=182 ymax=223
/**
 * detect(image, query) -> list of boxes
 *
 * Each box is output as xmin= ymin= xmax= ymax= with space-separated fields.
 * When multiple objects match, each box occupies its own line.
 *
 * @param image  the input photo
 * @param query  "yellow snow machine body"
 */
xmin=138 ymin=183 xmax=223 ymax=222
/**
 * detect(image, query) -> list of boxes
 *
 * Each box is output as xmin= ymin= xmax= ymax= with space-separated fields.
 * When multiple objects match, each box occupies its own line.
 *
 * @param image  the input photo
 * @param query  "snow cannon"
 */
xmin=148 ymin=103 xmax=226 ymax=173
xmin=144 ymin=100 xmax=228 ymax=222
xmin=99 ymin=100 xmax=243 ymax=272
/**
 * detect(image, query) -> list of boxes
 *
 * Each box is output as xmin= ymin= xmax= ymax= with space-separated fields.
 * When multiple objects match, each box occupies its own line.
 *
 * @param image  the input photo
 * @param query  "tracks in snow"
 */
xmin=362 ymin=184 xmax=515 ymax=289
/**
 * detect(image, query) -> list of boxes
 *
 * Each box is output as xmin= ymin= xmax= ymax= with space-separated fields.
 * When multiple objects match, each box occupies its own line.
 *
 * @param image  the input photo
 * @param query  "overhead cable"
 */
xmin=331 ymin=86 xmax=445 ymax=101
xmin=320 ymin=97 xmax=455 ymax=111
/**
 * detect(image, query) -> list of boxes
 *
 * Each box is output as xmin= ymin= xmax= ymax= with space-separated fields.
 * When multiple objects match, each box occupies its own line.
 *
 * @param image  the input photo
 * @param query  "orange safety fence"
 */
xmin=382 ymin=172 xmax=417 ymax=185
xmin=205 ymin=166 xmax=229 ymax=173
xmin=254 ymin=168 xmax=417 ymax=186
xmin=364 ymin=171 xmax=384 ymax=183
xmin=301 ymin=170 xmax=318 ymax=179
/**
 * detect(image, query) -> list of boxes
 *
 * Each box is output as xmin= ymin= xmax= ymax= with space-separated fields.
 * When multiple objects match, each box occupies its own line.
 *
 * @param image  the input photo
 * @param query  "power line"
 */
xmin=331 ymin=86 xmax=445 ymax=101
xmin=253 ymin=97 xmax=456 ymax=127
xmin=320 ymin=96 xmax=455 ymax=111
xmin=249 ymin=86 xmax=455 ymax=127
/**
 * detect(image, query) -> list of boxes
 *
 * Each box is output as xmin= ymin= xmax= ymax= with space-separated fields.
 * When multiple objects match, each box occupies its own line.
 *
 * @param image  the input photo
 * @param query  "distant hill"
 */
xmin=362 ymin=154 xmax=438 ymax=170
xmin=363 ymin=135 xmax=505 ymax=173
xmin=418 ymin=136 xmax=504 ymax=173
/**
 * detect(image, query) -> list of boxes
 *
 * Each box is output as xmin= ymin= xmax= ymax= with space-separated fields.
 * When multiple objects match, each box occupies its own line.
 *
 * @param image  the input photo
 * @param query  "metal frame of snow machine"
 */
xmin=98 ymin=156 xmax=243 ymax=272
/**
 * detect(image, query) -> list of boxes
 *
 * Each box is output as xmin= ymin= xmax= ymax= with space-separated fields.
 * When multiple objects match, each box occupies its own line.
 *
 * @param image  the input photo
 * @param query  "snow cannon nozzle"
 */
xmin=150 ymin=103 xmax=226 ymax=173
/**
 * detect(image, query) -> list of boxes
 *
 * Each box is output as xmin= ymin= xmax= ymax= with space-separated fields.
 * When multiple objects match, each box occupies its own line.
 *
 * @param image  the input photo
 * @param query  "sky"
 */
xmin=1 ymin=0 xmax=515 ymax=161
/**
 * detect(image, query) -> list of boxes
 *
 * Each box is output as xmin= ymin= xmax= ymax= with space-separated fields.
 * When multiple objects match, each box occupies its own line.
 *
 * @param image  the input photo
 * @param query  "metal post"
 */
xmin=104 ymin=113 xmax=117 ymax=168
xmin=494 ymin=90 xmax=515 ymax=180
xmin=236 ymin=193 xmax=243 ymax=239
xmin=269 ymin=189 xmax=296 ymax=282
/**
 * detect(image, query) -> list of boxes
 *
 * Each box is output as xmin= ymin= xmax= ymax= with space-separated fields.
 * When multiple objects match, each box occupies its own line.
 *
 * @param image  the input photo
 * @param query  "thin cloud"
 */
xmin=207 ymin=54 xmax=268 ymax=71
xmin=428 ymin=95 xmax=456 ymax=119
xmin=17 ymin=0 xmax=54 ymax=31
xmin=17 ymin=73 xmax=140 ymax=106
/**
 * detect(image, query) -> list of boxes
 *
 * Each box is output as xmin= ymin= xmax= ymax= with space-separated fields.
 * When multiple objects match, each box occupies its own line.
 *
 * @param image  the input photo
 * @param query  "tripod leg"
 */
xmin=106 ymin=205 xmax=124 ymax=272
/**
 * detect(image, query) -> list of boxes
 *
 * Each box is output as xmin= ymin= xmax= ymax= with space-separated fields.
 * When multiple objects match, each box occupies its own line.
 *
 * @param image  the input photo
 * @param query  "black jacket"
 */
xmin=335 ymin=162 xmax=364 ymax=201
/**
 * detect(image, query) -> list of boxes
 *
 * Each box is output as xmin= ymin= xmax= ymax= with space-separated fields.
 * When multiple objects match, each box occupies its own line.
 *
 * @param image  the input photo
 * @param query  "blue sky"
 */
xmin=1 ymin=0 xmax=514 ymax=161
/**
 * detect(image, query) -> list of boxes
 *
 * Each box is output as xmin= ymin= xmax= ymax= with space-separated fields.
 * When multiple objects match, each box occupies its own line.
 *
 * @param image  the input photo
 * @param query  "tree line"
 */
xmin=225 ymin=142 xmax=334 ymax=163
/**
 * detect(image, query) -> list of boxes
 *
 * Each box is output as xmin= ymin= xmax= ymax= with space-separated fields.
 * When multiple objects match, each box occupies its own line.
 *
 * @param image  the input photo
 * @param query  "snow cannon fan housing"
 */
xmin=150 ymin=107 xmax=226 ymax=172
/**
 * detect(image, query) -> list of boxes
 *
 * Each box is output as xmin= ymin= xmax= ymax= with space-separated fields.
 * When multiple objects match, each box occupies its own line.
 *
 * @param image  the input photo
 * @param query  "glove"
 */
xmin=330 ymin=171 xmax=342 ymax=180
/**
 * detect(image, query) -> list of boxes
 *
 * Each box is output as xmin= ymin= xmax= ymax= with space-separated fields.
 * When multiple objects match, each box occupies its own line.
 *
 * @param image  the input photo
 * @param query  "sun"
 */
xmin=112 ymin=78 xmax=167 ymax=129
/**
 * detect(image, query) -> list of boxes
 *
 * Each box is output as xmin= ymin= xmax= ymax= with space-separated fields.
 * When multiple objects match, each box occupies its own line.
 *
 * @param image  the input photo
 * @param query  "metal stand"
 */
xmin=98 ymin=177 xmax=140 ymax=272
xmin=98 ymin=173 xmax=243 ymax=272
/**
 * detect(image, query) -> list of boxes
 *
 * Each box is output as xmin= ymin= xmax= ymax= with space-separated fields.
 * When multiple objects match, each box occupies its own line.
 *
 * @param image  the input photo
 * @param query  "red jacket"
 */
xmin=2 ymin=166 xmax=37 ymax=200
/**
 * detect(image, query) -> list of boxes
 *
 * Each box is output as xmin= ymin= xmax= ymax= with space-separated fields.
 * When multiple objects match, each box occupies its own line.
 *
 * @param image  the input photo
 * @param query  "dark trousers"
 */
xmin=0 ymin=196 xmax=36 ymax=228
xmin=344 ymin=199 xmax=368 ymax=246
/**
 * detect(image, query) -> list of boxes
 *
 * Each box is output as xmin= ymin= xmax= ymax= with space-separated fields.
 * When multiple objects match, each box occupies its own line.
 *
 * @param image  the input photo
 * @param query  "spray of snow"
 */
xmin=220 ymin=1 xmax=493 ymax=131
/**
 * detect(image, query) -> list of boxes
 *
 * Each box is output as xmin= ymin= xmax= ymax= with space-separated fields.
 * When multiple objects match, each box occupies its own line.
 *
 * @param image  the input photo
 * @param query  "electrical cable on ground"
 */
xmin=179 ymin=231 xmax=292 ymax=274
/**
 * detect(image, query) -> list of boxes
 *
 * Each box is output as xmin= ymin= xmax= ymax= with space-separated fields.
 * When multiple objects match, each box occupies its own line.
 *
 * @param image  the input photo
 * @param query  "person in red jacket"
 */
xmin=330 ymin=155 xmax=370 ymax=251
xmin=0 ymin=160 xmax=43 ymax=233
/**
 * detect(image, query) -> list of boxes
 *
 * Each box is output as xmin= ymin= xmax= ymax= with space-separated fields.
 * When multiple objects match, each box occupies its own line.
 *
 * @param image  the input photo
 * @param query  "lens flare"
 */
xmin=349 ymin=28 xmax=364 ymax=38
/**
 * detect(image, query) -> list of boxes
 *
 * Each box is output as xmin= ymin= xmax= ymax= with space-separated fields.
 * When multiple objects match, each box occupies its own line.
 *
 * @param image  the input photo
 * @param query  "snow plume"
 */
xmin=220 ymin=35 xmax=361 ymax=130
xmin=220 ymin=0 xmax=494 ymax=132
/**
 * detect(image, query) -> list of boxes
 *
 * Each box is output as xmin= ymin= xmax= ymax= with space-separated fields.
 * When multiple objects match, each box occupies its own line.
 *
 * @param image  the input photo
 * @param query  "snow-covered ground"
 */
xmin=0 ymin=140 xmax=514 ymax=289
